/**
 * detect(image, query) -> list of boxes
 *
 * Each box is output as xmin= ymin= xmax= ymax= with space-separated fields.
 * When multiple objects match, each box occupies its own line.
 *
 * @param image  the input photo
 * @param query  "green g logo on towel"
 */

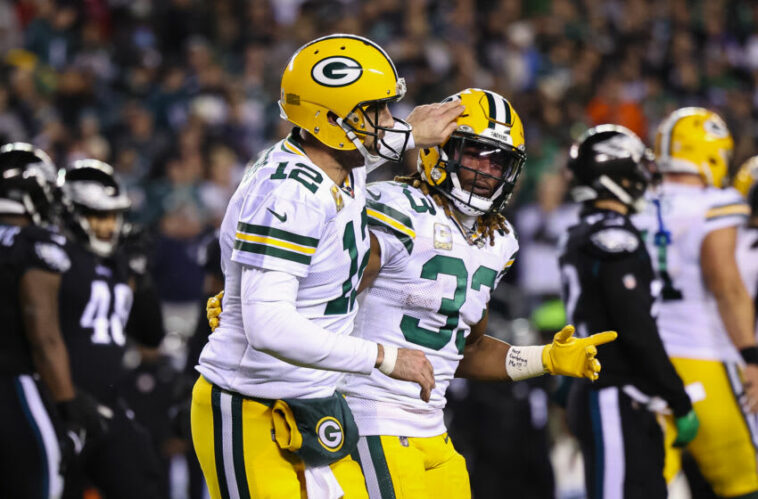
xmin=316 ymin=417 xmax=344 ymax=452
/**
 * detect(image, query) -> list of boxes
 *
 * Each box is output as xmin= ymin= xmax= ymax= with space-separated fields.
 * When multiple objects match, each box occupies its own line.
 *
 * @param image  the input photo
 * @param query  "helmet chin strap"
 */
xmin=336 ymin=117 xmax=383 ymax=167
xmin=337 ymin=117 xmax=413 ymax=173
xmin=448 ymin=170 xmax=497 ymax=216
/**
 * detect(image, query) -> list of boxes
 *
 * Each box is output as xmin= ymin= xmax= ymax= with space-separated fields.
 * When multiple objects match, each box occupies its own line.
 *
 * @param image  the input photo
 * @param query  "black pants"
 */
xmin=568 ymin=382 xmax=666 ymax=499
xmin=62 ymin=403 xmax=162 ymax=499
xmin=0 ymin=374 xmax=63 ymax=499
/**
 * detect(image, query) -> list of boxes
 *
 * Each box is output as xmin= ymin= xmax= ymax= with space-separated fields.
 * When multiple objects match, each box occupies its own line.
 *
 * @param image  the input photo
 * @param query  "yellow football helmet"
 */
xmin=418 ymin=88 xmax=526 ymax=215
xmin=734 ymin=155 xmax=758 ymax=215
xmin=654 ymin=107 xmax=733 ymax=187
xmin=279 ymin=34 xmax=410 ymax=163
xmin=733 ymin=156 xmax=758 ymax=197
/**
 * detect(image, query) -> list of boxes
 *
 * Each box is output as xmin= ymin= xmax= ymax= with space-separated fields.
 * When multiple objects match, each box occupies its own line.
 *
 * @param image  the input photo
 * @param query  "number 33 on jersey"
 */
xmin=343 ymin=181 xmax=518 ymax=412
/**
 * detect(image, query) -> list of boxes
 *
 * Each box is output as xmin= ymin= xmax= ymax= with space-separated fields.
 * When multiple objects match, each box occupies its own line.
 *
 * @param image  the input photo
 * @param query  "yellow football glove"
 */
xmin=542 ymin=325 xmax=617 ymax=381
xmin=206 ymin=290 xmax=224 ymax=332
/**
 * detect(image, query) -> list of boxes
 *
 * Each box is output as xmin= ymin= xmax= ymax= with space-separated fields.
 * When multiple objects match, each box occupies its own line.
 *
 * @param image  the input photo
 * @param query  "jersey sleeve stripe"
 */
xmin=505 ymin=258 xmax=515 ymax=268
xmin=365 ymin=201 xmax=415 ymax=235
xmin=236 ymin=222 xmax=319 ymax=248
xmin=233 ymin=240 xmax=311 ymax=265
xmin=367 ymin=213 xmax=414 ymax=254
xmin=235 ymin=232 xmax=317 ymax=255
xmin=705 ymin=203 xmax=750 ymax=220
xmin=366 ymin=208 xmax=415 ymax=239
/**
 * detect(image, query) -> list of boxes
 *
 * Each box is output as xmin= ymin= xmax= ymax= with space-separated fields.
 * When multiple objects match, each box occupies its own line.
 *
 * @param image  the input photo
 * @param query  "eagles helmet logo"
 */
xmin=316 ymin=416 xmax=344 ymax=452
xmin=311 ymin=57 xmax=363 ymax=87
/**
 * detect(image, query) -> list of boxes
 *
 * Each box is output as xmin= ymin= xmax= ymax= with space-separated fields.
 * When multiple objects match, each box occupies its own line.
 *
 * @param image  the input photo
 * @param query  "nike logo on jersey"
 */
xmin=367 ymin=189 xmax=381 ymax=200
xmin=267 ymin=208 xmax=287 ymax=223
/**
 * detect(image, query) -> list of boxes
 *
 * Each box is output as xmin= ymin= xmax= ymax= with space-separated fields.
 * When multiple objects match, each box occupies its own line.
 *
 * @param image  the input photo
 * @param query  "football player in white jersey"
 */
xmin=734 ymin=157 xmax=758 ymax=325
xmin=339 ymin=88 xmax=615 ymax=498
xmin=633 ymin=108 xmax=758 ymax=497
xmin=191 ymin=34 xmax=466 ymax=499
xmin=206 ymin=88 xmax=617 ymax=498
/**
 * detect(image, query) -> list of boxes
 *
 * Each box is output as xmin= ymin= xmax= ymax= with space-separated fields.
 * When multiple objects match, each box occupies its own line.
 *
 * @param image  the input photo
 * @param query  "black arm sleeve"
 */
xmin=599 ymin=255 xmax=692 ymax=417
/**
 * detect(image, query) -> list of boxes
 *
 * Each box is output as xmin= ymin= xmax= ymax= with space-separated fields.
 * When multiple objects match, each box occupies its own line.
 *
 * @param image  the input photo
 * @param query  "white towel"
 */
xmin=304 ymin=464 xmax=344 ymax=499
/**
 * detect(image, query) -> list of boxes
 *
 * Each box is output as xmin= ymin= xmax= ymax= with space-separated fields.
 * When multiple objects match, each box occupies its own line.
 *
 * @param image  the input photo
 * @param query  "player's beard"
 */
xmin=334 ymin=148 xmax=368 ymax=170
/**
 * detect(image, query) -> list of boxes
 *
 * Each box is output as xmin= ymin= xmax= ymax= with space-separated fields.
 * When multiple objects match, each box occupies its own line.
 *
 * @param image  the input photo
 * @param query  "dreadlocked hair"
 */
xmin=394 ymin=172 xmax=510 ymax=246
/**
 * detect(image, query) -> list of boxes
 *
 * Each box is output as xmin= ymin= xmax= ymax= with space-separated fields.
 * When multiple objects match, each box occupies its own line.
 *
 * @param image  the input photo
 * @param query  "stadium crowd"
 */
xmin=2 ymin=0 xmax=758 ymax=498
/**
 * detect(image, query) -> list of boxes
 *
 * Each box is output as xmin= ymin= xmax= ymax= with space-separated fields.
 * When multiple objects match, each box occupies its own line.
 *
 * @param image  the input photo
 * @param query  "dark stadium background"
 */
xmin=2 ymin=0 xmax=755 ymax=497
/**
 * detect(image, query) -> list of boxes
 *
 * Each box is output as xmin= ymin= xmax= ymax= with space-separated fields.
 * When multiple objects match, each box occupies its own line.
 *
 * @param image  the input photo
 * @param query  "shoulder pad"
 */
xmin=22 ymin=225 xmax=66 ymax=246
xmin=590 ymin=227 xmax=639 ymax=253
xmin=366 ymin=180 xmax=408 ymax=199
xmin=34 ymin=241 xmax=71 ymax=272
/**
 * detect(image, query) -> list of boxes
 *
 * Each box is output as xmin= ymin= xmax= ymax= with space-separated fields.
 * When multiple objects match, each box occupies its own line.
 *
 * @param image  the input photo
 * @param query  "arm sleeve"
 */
xmin=231 ymin=190 xmax=326 ymax=278
xmin=599 ymin=254 xmax=692 ymax=416
xmin=366 ymin=197 xmax=415 ymax=269
xmin=241 ymin=266 xmax=378 ymax=374
xmin=369 ymin=226 xmax=408 ymax=269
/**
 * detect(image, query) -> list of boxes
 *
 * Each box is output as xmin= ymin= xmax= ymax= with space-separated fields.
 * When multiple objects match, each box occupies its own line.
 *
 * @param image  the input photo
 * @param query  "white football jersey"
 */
xmin=340 ymin=181 xmax=519 ymax=437
xmin=197 ymin=134 xmax=371 ymax=399
xmin=633 ymin=184 xmax=750 ymax=362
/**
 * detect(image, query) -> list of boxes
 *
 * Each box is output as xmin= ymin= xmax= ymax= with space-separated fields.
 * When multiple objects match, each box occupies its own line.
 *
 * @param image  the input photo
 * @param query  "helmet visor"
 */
xmin=446 ymin=135 xmax=525 ymax=196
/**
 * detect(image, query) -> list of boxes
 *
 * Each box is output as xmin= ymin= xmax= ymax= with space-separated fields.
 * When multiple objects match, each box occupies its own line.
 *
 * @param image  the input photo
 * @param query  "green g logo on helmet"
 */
xmin=311 ymin=56 xmax=363 ymax=87
xmin=316 ymin=416 xmax=344 ymax=452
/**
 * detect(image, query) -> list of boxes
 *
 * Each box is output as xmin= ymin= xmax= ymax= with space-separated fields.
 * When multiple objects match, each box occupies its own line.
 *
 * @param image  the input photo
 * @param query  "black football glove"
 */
xmin=56 ymin=391 xmax=113 ymax=447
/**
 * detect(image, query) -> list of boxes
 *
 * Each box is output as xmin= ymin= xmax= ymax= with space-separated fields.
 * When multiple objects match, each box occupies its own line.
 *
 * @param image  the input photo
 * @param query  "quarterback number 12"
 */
xmin=325 ymin=220 xmax=369 ymax=315
xmin=270 ymin=162 xmax=323 ymax=193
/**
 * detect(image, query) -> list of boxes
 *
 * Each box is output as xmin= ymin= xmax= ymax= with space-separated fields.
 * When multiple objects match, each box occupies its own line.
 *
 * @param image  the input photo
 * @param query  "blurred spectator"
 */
xmin=0 ymin=86 xmax=25 ymax=142
xmin=515 ymin=171 xmax=578 ymax=310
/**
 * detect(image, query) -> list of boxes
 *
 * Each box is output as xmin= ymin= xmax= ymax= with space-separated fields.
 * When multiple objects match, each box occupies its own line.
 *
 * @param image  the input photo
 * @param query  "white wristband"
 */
xmin=378 ymin=345 xmax=398 ymax=376
xmin=505 ymin=346 xmax=547 ymax=381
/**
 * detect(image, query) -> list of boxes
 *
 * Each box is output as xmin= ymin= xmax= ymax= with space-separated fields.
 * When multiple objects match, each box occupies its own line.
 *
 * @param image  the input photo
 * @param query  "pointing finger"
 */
xmin=588 ymin=331 xmax=618 ymax=346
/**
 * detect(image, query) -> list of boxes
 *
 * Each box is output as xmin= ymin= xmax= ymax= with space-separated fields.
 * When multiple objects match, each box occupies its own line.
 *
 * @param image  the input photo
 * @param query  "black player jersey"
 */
xmin=59 ymin=241 xmax=133 ymax=405
xmin=559 ymin=208 xmax=691 ymax=417
xmin=0 ymin=223 xmax=70 ymax=374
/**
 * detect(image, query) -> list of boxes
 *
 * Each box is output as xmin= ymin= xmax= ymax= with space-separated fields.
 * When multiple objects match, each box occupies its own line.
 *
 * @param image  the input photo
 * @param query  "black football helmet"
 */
xmin=57 ymin=159 xmax=130 ymax=257
xmin=567 ymin=124 xmax=656 ymax=213
xmin=0 ymin=142 xmax=58 ymax=226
